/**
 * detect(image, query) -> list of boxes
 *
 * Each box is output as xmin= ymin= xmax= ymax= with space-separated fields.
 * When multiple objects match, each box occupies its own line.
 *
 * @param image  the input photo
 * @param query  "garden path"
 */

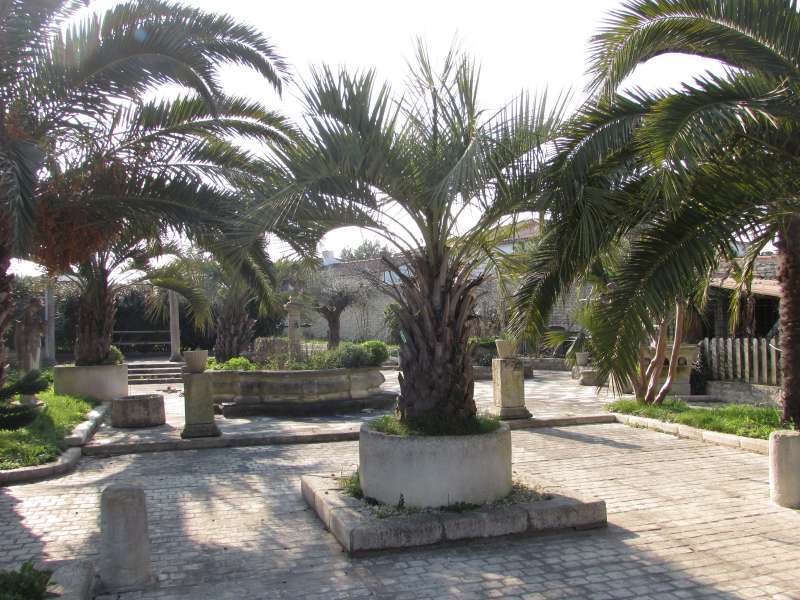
xmin=2 ymin=423 xmax=799 ymax=598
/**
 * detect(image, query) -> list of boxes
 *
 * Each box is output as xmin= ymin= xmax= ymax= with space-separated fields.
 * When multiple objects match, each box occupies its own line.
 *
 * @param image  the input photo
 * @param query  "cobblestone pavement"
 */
xmin=88 ymin=370 xmax=614 ymax=449
xmin=3 ymin=423 xmax=800 ymax=599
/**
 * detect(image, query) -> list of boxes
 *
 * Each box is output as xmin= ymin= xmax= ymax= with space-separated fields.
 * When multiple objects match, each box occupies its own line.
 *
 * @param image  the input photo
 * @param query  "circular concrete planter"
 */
xmin=770 ymin=430 xmax=800 ymax=508
xmin=183 ymin=350 xmax=208 ymax=373
xmin=359 ymin=421 xmax=512 ymax=508
xmin=110 ymin=394 xmax=166 ymax=428
xmin=54 ymin=364 xmax=128 ymax=401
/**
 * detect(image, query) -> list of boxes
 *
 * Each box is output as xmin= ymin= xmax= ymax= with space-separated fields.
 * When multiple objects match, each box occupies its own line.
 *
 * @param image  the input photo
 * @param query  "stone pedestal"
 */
xmin=642 ymin=343 xmax=698 ymax=396
xmin=285 ymin=298 xmax=302 ymax=360
xmin=182 ymin=372 xmax=221 ymax=438
xmin=491 ymin=358 xmax=531 ymax=420
xmin=770 ymin=430 xmax=800 ymax=508
xmin=110 ymin=394 xmax=165 ymax=428
xmin=100 ymin=485 xmax=152 ymax=592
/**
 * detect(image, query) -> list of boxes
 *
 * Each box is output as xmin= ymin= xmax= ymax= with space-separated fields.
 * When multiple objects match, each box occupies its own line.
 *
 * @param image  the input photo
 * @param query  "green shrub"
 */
xmin=207 ymin=356 xmax=257 ymax=371
xmin=0 ymin=562 xmax=50 ymax=600
xmin=337 ymin=343 xmax=371 ymax=368
xmin=103 ymin=345 xmax=124 ymax=365
xmin=370 ymin=414 xmax=501 ymax=436
xmin=361 ymin=340 xmax=389 ymax=365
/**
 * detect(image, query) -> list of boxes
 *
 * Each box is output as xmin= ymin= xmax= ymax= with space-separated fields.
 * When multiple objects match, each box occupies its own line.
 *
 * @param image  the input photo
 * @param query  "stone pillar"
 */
xmin=43 ymin=280 xmax=56 ymax=366
xmin=491 ymin=358 xmax=531 ymax=420
xmin=100 ymin=485 xmax=152 ymax=592
xmin=182 ymin=372 xmax=221 ymax=438
xmin=285 ymin=297 xmax=302 ymax=360
xmin=168 ymin=290 xmax=182 ymax=362
xmin=770 ymin=430 xmax=800 ymax=508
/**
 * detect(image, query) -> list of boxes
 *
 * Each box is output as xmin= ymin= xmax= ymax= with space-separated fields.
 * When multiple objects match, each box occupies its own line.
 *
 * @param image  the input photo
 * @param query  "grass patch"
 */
xmin=338 ymin=472 xmax=363 ymax=499
xmin=370 ymin=414 xmax=500 ymax=437
xmin=0 ymin=390 xmax=97 ymax=470
xmin=608 ymin=398 xmax=789 ymax=440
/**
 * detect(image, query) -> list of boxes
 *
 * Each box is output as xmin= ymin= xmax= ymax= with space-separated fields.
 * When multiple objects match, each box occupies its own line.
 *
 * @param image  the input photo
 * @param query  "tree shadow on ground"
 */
xmin=530 ymin=426 xmax=642 ymax=450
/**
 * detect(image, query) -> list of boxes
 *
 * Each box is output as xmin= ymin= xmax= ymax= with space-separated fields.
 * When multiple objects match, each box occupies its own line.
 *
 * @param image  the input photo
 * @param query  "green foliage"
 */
xmin=608 ymin=399 xmax=789 ymax=440
xmin=339 ymin=240 xmax=390 ymax=261
xmin=0 ymin=370 xmax=49 ymax=403
xmin=338 ymin=472 xmax=363 ymax=499
xmin=383 ymin=304 xmax=402 ymax=345
xmin=370 ymin=415 xmax=501 ymax=437
xmin=0 ymin=390 xmax=96 ymax=470
xmin=207 ymin=356 xmax=258 ymax=371
xmin=361 ymin=340 xmax=389 ymax=366
xmin=0 ymin=561 xmax=50 ymax=600
xmin=105 ymin=345 xmax=124 ymax=366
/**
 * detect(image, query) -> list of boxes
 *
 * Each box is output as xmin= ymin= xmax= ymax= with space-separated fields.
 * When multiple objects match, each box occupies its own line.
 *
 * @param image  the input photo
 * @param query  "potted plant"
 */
xmin=183 ymin=349 xmax=209 ymax=373
xmin=494 ymin=332 xmax=517 ymax=359
xmin=282 ymin=46 xmax=561 ymax=508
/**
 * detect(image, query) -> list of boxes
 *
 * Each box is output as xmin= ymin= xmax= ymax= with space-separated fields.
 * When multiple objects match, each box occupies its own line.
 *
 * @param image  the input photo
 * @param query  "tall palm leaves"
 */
xmin=270 ymin=45 xmax=564 ymax=422
xmin=514 ymin=0 xmax=800 ymax=425
xmin=0 ymin=0 xmax=288 ymax=379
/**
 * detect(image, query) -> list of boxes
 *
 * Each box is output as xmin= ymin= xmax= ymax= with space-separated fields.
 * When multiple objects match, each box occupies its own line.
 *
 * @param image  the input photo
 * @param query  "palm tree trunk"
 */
xmin=0 ymin=217 xmax=14 ymax=388
xmin=653 ymin=301 xmax=685 ymax=405
xmin=213 ymin=298 xmax=254 ymax=362
xmin=395 ymin=255 xmax=479 ymax=421
xmin=778 ymin=215 xmax=800 ymax=427
xmin=75 ymin=271 xmax=116 ymax=366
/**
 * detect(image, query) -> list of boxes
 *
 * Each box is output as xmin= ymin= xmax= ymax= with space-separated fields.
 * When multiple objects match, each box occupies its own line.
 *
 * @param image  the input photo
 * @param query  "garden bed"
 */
xmin=607 ymin=398 xmax=787 ymax=440
xmin=0 ymin=390 xmax=98 ymax=470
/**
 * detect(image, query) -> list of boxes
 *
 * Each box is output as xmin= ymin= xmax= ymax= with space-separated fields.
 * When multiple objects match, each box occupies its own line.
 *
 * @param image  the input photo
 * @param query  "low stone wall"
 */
xmin=526 ymin=357 xmax=569 ymax=372
xmin=210 ymin=367 xmax=392 ymax=416
xmin=707 ymin=381 xmax=781 ymax=407
xmin=54 ymin=364 xmax=128 ymax=401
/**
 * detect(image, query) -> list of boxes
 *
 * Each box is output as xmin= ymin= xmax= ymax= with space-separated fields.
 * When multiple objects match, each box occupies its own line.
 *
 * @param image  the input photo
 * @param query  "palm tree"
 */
xmin=513 ymin=0 xmax=800 ymax=425
xmin=268 ymin=45 xmax=564 ymax=423
xmin=145 ymin=251 xmax=275 ymax=362
xmin=0 ymin=0 xmax=288 ymax=384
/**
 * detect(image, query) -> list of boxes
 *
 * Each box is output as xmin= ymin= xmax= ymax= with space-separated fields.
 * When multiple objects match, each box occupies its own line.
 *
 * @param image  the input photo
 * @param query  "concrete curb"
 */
xmin=302 ymin=473 xmax=606 ymax=554
xmin=612 ymin=413 xmax=769 ymax=455
xmin=81 ymin=414 xmax=619 ymax=457
xmin=65 ymin=404 xmax=109 ymax=447
xmin=0 ymin=447 xmax=82 ymax=486
xmin=82 ymin=430 xmax=360 ymax=456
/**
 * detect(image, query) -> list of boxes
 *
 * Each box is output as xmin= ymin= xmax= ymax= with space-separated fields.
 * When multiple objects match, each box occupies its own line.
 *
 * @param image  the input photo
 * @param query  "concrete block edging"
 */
xmin=612 ymin=413 xmax=769 ymax=454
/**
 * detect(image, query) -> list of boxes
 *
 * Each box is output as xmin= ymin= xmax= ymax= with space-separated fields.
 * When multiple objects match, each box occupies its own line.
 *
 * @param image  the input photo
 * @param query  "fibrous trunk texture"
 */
xmin=0 ymin=216 xmax=13 ymax=387
xmin=778 ymin=215 xmax=800 ymax=427
xmin=214 ymin=298 xmax=254 ymax=362
xmin=75 ymin=271 xmax=115 ymax=365
xmin=392 ymin=251 xmax=481 ymax=421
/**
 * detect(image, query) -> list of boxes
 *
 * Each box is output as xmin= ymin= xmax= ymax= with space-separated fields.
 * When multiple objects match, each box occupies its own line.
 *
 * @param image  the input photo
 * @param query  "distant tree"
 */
xmin=309 ymin=276 xmax=364 ymax=349
xmin=339 ymin=240 xmax=391 ymax=261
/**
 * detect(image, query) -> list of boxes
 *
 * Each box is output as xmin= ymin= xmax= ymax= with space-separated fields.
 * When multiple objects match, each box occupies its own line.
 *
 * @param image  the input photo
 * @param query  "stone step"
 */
xmin=129 ymin=377 xmax=183 ymax=385
xmin=128 ymin=369 xmax=184 ymax=376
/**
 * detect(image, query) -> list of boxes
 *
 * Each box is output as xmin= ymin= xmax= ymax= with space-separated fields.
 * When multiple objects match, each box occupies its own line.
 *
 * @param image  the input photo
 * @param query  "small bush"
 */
xmin=0 ymin=562 xmax=50 ymax=600
xmin=208 ymin=356 xmax=257 ymax=371
xmin=103 ymin=345 xmax=124 ymax=365
xmin=370 ymin=414 xmax=501 ymax=436
xmin=361 ymin=340 xmax=389 ymax=365
xmin=337 ymin=343 xmax=371 ymax=368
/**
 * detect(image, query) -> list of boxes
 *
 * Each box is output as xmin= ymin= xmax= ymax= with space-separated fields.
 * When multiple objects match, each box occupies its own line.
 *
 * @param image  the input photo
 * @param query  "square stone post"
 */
xmin=491 ymin=358 xmax=531 ymax=420
xmin=182 ymin=372 xmax=221 ymax=438
xmin=285 ymin=297 xmax=303 ymax=361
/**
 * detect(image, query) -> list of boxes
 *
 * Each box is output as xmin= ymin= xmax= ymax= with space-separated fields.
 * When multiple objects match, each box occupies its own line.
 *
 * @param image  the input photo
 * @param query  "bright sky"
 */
xmin=13 ymin=0 xmax=723 ymax=275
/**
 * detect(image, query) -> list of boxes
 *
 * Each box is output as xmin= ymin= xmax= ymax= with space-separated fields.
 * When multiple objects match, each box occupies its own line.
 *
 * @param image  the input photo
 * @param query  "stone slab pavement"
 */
xmin=87 ymin=370 xmax=616 ymax=451
xmin=3 ymin=423 xmax=800 ymax=599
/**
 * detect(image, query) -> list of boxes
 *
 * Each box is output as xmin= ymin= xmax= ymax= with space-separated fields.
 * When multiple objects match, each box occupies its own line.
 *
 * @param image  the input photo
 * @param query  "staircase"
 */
xmin=128 ymin=362 xmax=184 ymax=385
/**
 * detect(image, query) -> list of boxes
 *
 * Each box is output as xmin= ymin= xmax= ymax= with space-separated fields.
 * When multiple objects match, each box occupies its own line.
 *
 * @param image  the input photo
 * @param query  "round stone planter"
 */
xmin=110 ymin=394 xmax=166 ymax=428
xmin=54 ymin=364 xmax=128 ymax=401
xmin=359 ymin=421 xmax=512 ymax=508
xmin=183 ymin=350 xmax=208 ymax=373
